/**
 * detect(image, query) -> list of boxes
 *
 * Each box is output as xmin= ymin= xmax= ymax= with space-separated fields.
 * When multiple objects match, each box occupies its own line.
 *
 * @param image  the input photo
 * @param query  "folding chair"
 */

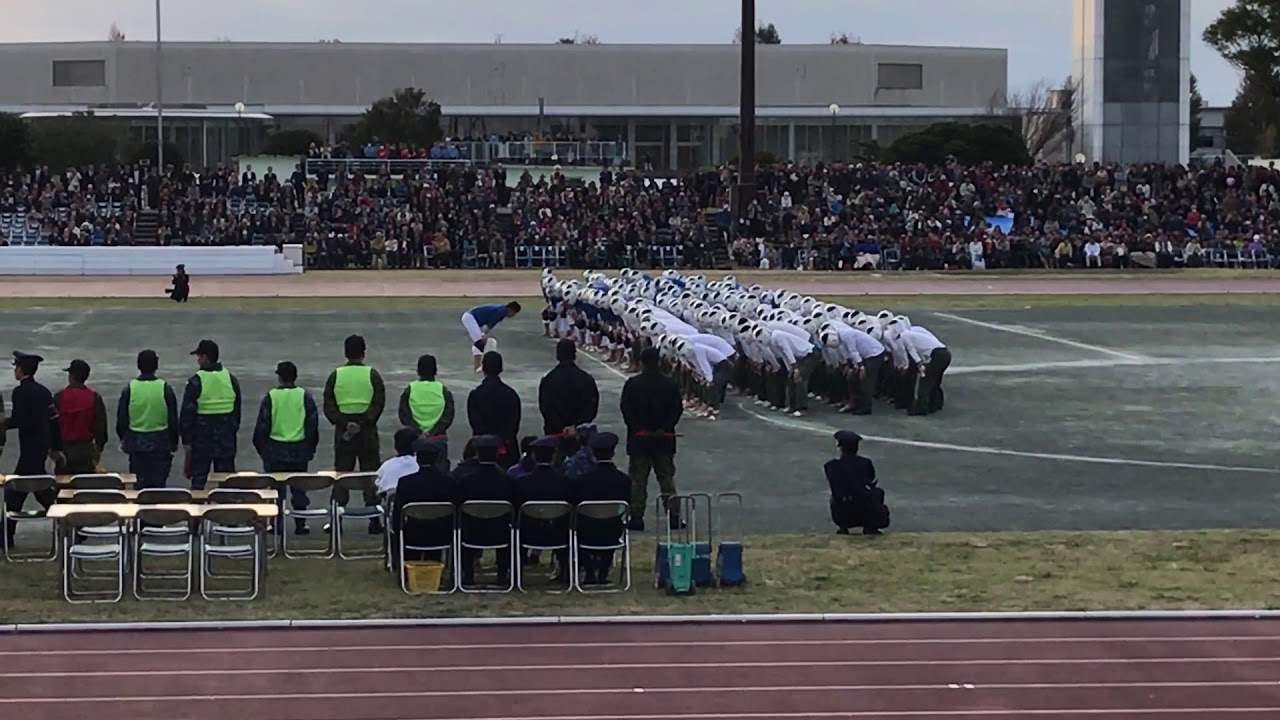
xmin=199 ymin=507 xmax=265 ymax=600
xmin=135 ymin=488 xmax=196 ymax=540
xmin=516 ymin=501 xmax=574 ymax=593
xmin=572 ymin=500 xmax=631 ymax=593
xmin=207 ymin=488 xmax=277 ymax=566
xmin=60 ymin=510 xmax=128 ymax=604
xmin=132 ymin=507 xmax=195 ymax=601
xmin=333 ymin=473 xmax=383 ymax=560
xmin=458 ymin=500 xmax=515 ymax=593
xmin=220 ymin=473 xmax=276 ymax=490
xmin=67 ymin=489 xmax=130 ymax=579
xmin=398 ymin=502 xmax=458 ymax=595
xmin=68 ymin=474 xmax=126 ymax=490
xmin=283 ymin=474 xmax=335 ymax=558
xmin=2 ymin=475 xmax=57 ymax=562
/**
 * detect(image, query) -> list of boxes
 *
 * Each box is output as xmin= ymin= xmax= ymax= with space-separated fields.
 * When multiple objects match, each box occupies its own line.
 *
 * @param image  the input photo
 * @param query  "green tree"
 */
xmin=733 ymin=22 xmax=781 ymax=44
xmin=1203 ymin=0 xmax=1280 ymax=97
xmin=1224 ymin=72 xmax=1279 ymax=155
xmin=0 ymin=113 xmax=33 ymax=170
xmin=340 ymin=88 xmax=443 ymax=148
xmin=28 ymin=116 xmax=120 ymax=169
xmin=264 ymin=128 xmax=324 ymax=156
xmin=884 ymin=122 xmax=1031 ymax=167
xmin=1189 ymin=74 xmax=1205 ymax=152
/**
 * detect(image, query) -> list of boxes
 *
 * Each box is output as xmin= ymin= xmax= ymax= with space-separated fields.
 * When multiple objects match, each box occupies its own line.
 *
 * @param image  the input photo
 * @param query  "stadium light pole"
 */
xmin=736 ymin=0 xmax=756 ymax=233
xmin=155 ymin=0 xmax=164 ymax=170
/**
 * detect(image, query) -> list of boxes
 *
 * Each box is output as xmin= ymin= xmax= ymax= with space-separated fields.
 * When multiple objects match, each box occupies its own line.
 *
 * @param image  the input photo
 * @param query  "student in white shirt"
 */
xmin=684 ymin=336 xmax=735 ymax=419
xmin=880 ymin=319 xmax=914 ymax=410
xmin=375 ymin=428 xmax=423 ymax=497
xmin=1084 ymin=240 xmax=1103 ymax=268
xmin=899 ymin=325 xmax=951 ymax=416
xmin=768 ymin=327 xmax=819 ymax=417
xmin=838 ymin=322 xmax=887 ymax=415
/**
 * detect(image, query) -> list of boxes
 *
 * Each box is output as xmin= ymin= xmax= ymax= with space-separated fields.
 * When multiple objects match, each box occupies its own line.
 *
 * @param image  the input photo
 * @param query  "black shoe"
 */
xmin=836 ymin=527 xmax=850 ymax=535
xmin=863 ymin=529 xmax=884 ymax=536
xmin=368 ymin=518 xmax=384 ymax=535
xmin=627 ymin=518 xmax=645 ymax=532
xmin=294 ymin=521 xmax=311 ymax=536
xmin=668 ymin=515 xmax=686 ymax=531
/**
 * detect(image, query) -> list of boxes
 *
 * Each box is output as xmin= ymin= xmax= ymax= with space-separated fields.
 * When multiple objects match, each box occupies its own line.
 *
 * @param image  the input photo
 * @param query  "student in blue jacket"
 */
xmin=461 ymin=301 xmax=522 ymax=373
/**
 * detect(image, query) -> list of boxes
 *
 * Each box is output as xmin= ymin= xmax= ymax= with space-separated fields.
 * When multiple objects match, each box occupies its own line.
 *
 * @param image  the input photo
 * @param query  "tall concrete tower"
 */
xmin=1072 ymin=0 xmax=1191 ymax=164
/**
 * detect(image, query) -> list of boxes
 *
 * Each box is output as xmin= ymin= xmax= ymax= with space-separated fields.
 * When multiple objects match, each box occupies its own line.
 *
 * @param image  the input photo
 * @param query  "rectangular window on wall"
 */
xmin=877 ymin=63 xmax=923 ymax=90
xmin=52 ymin=60 xmax=107 ymax=87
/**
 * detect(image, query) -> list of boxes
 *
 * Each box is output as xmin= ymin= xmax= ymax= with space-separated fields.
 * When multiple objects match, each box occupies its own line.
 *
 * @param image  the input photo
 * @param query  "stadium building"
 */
xmin=0 ymin=41 xmax=1008 ymax=169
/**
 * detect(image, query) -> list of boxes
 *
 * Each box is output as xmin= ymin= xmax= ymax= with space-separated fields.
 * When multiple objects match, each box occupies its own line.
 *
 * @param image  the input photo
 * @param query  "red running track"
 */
xmin=4 ymin=618 xmax=1280 ymax=719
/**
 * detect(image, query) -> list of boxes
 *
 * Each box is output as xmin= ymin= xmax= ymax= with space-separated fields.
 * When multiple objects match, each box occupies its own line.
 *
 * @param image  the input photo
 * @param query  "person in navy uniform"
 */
xmin=518 ymin=435 xmax=574 ymax=580
xmin=252 ymin=361 xmax=320 ymax=535
xmin=116 ymin=350 xmax=180 ymax=489
xmin=824 ymin=430 xmax=888 ymax=536
xmin=571 ymin=431 xmax=632 ymax=585
xmin=180 ymin=339 xmax=242 ymax=490
xmin=390 ymin=437 xmax=456 ymax=571
xmin=454 ymin=434 xmax=519 ymax=585
xmin=461 ymin=301 xmax=521 ymax=373
xmin=465 ymin=352 xmax=521 ymax=468
xmin=3 ymin=352 xmax=63 ymax=548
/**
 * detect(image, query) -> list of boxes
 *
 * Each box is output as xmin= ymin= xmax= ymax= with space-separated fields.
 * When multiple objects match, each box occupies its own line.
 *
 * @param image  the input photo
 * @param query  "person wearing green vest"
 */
xmin=397 ymin=353 xmax=455 ymax=470
xmin=322 ymin=334 xmax=386 ymax=533
xmin=179 ymin=339 xmax=243 ymax=490
xmin=115 ymin=350 xmax=180 ymax=489
xmin=252 ymin=361 xmax=320 ymax=535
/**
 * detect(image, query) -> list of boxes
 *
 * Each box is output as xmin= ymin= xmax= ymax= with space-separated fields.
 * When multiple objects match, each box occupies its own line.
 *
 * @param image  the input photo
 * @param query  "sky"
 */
xmin=0 ymin=0 xmax=1244 ymax=106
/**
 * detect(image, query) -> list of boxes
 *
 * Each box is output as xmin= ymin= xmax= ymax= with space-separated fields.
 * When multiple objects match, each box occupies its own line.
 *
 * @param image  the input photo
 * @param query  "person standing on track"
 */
xmin=397 ymin=353 xmax=454 ymax=470
xmin=116 ymin=350 xmax=179 ymax=489
xmin=537 ymin=339 xmax=600 ymax=465
xmin=252 ymin=361 xmax=320 ymax=535
xmin=53 ymin=359 xmax=109 ymax=475
xmin=619 ymin=347 xmax=683 ymax=532
xmin=180 ymin=340 xmax=242 ymax=490
xmin=2 ymin=352 xmax=63 ymax=549
xmin=461 ymin=301 xmax=521 ymax=373
xmin=323 ymin=334 xmax=386 ymax=534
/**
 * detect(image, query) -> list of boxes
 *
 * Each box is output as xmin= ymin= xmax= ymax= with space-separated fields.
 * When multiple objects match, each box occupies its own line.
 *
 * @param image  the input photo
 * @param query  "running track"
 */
xmin=3 ymin=618 xmax=1280 ymax=718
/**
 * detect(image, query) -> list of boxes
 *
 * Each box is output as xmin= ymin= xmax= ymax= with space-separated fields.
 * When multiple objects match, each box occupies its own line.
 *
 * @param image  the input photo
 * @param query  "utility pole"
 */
xmin=735 ymin=0 xmax=756 ymax=233
xmin=155 ymin=0 xmax=165 ymax=170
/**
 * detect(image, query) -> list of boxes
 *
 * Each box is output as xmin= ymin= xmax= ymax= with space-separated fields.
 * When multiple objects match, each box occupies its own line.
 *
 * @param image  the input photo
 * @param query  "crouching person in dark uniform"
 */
xmin=390 ymin=437 xmax=456 ymax=572
xmin=252 ymin=362 xmax=320 ymax=535
xmin=116 ymin=350 xmax=179 ymax=489
xmin=180 ymin=340 xmax=242 ymax=490
xmin=571 ymin=431 xmax=631 ymax=585
xmin=518 ymin=436 xmax=573 ymax=581
xmin=824 ymin=430 xmax=889 ymax=535
xmin=454 ymin=434 xmax=519 ymax=585
xmin=3 ymin=352 xmax=63 ymax=548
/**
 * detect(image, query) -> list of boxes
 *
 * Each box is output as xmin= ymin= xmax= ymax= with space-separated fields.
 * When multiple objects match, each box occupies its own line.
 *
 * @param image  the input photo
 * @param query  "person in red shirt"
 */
xmin=54 ymin=359 xmax=109 ymax=475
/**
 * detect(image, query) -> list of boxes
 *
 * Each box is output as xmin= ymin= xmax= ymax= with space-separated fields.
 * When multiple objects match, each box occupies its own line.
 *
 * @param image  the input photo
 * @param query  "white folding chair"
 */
xmin=206 ymin=487 xmax=278 ymax=559
xmin=333 ymin=472 xmax=383 ymax=560
xmin=199 ymin=506 xmax=265 ymax=600
xmin=60 ymin=510 xmax=127 ymax=604
xmin=572 ymin=501 xmax=632 ymax=593
xmin=458 ymin=500 xmax=515 ymax=593
xmin=283 ymin=474 xmax=335 ymax=559
xmin=2 ymin=475 xmax=57 ymax=562
xmin=132 ymin=507 xmax=195 ymax=601
xmin=67 ymin=473 xmax=126 ymax=490
xmin=398 ymin=502 xmax=458 ymax=595
xmin=516 ymin=501 xmax=574 ymax=593
xmin=67 ymin=490 xmax=130 ymax=579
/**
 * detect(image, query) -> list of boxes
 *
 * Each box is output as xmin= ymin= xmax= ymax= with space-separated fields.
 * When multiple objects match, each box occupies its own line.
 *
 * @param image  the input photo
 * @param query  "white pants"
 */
xmin=461 ymin=312 xmax=485 ymax=356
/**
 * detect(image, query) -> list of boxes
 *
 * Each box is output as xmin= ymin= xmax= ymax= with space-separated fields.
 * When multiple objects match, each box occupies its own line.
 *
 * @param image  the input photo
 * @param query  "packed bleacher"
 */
xmin=4 ymin=158 xmax=1279 ymax=270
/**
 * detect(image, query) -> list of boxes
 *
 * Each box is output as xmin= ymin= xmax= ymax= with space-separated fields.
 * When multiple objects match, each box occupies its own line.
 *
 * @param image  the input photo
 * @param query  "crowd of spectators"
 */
xmin=4 ymin=156 xmax=1280 ymax=272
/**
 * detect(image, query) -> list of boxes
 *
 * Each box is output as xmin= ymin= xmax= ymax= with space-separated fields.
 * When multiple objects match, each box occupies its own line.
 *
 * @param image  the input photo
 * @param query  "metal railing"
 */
xmin=305 ymin=140 xmax=628 ymax=176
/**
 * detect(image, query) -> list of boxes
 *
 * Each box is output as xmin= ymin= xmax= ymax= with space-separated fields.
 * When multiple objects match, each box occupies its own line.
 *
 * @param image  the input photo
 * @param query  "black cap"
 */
xmin=63 ymin=359 xmax=91 ymax=380
xmin=413 ymin=436 xmax=445 ymax=457
xmin=473 ymin=434 xmax=502 ymax=450
xmin=190 ymin=339 xmax=219 ymax=357
xmin=834 ymin=430 xmax=863 ymax=447
xmin=12 ymin=351 xmax=43 ymax=367
xmin=275 ymin=361 xmax=298 ymax=382
xmin=588 ymin=432 xmax=619 ymax=451
xmin=531 ymin=436 xmax=560 ymax=450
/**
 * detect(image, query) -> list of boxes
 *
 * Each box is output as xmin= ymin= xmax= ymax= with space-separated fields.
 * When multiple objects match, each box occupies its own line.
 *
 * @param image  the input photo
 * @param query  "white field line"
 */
xmin=932 ymin=312 xmax=1147 ymax=361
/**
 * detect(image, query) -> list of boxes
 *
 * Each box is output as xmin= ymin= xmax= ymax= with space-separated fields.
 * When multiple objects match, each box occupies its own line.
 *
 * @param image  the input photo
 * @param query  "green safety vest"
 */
xmin=334 ymin=364 xmax=374 ymax=414
xmin=128 ymin=379 xmax=169 ymax=433
xmin=407 ymin=380 xmax=446 ymax=431
xmin=195 ymin=369 xmax=235 ymax=415
xmin=268 ymin=387 xmax=306 ymax=443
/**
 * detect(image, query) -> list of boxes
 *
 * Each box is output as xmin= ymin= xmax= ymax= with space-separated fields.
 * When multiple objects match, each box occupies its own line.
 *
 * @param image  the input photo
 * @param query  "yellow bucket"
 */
xmin=404 ymin=560 xmax=445 ymax=593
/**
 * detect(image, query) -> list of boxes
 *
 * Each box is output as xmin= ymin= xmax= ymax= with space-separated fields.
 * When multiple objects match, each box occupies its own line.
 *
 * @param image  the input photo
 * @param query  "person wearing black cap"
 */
xmin=116 ymin=350 xmax=179 ymax=489
xmin=53 ymin=359 xmax=109 ymax=475
xmin=619 ymin=346 xmax=684 ymax=532
xmin=824 ymin=430 xmax=888 ymax=536
xmin=537 ymin=339 xmax=600 ymax=463
xmin=389 ymin=436 xmax=457 ymax=571
xmin=505 ymin=435 xmax=539 ymax=480
xmin=518 ymin=435 xmax=574 ymax=578
xmin=180 ymin=339 xmax=243 ymax=490
xmin=3 ymin=351 xmax=63 ymax=547
xmin=571 ymin=431 xmax=632 ymax=585
xmin=465 ymin=352 xmax=521 ymax=469
xmin=167 ymin=264 xmax=190 ymax=303
xmin=455 ymin=434 xmax=519 ymax=585
xmin=252 ymin=361 xmax=320 ymax=534
xmin=323 ymin=334 xmax=387 ymax=532
xmin=398 ymin=353 xmax=455 ymax=470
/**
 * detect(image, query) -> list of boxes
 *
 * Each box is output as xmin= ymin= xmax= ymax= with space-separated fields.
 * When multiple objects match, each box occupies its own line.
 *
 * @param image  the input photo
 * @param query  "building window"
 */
xmin=52 ymin=60 xmax=106 ymax=88
xmin=877 ymin=63 xmax=923 ymax=90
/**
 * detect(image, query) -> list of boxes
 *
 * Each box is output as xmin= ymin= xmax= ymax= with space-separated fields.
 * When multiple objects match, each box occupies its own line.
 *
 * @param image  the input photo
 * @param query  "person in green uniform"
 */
xmin=322 ymin=334 xmax=386 ymax=534
xmin=397 ymin=353 xmax=454 ymax=470
xmin=179 ymin=339 xmax=242 ymax=490
xmin=252 ymin=361 xmax=320 ymax=535
xmin=115 ymin=350 xmax=180 ymax=489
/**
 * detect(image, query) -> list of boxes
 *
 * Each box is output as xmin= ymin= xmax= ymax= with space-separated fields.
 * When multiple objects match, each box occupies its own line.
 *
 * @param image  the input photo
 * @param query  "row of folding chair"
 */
xmin=394 ymin=500 xmax=630 ymax=595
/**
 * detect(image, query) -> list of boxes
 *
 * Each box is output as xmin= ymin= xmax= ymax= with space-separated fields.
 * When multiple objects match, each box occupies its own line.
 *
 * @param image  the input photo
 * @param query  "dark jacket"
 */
xmin=5 ymin=376 xmax=63 ymax=473
xmin=392 ymin=465 xmax=458 ymax=547
xmin=465 ymin=376 xmax=521 ymax=457
xmin=537 ymin=362 xmax=600 ymax=435
xmin=571 ymin=460 xmax=632 ymax=546
xmin=115 ymin=374 xmax=180 ymax=455
xmin=455 ymin=462 xmax=519 ymax=547
xmin=619 ymin=368 xmax=683 ymax=456
xmin=518 ymin=464 xmax=574 ymax=547
xmin=824 ymin=454 xmax=882 ymax=529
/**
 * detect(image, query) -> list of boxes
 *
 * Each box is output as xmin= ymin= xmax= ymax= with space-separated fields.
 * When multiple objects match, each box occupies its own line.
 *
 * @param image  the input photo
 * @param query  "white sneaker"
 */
xmin=792 ymin=411 xmax=803 ymax=417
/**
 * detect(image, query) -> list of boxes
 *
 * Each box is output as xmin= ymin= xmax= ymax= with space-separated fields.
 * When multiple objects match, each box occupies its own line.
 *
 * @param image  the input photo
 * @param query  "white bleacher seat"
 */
xmin=0 ymin=245 xmax=303 ymax=275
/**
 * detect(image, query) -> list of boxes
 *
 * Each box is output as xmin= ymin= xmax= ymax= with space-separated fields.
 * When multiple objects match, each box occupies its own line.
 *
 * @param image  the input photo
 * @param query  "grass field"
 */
xmin=7 ymin=530 xmax=1280 ymax=624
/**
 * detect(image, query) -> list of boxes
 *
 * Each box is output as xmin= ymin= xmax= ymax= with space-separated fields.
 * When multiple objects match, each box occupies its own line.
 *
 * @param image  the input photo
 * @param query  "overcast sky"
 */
xmin=0 ymin=0 xmax=1243 ymax=105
